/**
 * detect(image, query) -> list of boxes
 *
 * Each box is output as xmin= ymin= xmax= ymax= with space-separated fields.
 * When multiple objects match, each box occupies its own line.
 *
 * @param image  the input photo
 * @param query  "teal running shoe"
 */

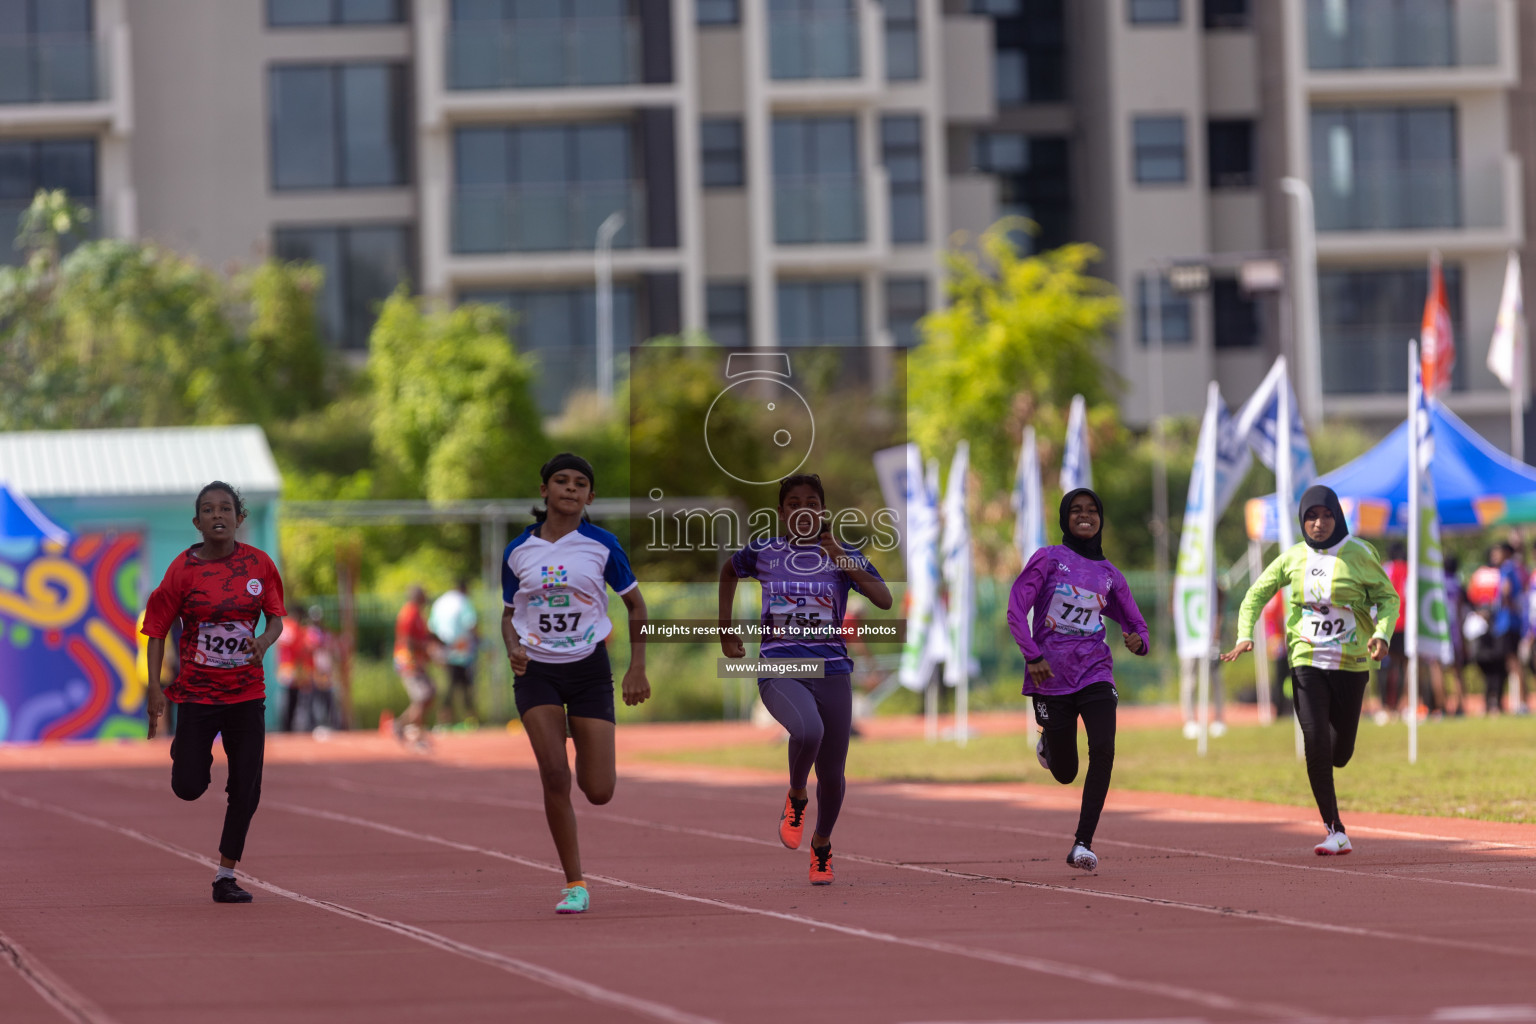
xmin=555 ymin=884 xmax=590 ymax=914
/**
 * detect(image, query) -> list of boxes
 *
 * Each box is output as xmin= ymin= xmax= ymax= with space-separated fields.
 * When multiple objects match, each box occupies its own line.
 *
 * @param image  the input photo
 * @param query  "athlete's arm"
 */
xmin=145 ymin=637 xmax=167 ymax=739
xmin=1359 ymin=550 xmax=1400 ymax=652
xmin=718 ymin=559 xmax=745 ymax=658
xmin=1227 ymin=552 xmax=1288 ymax=660
xmin=1007 ymin=553 xmax=1047 ymax=661
xmin=619 ymin=586 xmax=651 ymax=706
xmin=501 ymin=607 xmax=529 ymax=674
xmin=248 ymin=611 xmax=283 ymax=667
xmin=819 ymin=534 xmax=893 ymax=610
xmin=1107 ymin=571 xmax=1151 ymax=656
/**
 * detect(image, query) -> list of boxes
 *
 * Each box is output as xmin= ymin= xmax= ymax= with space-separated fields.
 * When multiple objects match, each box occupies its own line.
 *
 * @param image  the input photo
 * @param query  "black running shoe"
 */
xmin=212 ymin=877 xmax=253 ymax=903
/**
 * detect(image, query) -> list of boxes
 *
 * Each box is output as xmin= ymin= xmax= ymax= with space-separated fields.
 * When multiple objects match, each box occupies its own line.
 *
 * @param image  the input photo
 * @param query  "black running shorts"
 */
xmin=513 ymin=645 xmax=615 ymax=723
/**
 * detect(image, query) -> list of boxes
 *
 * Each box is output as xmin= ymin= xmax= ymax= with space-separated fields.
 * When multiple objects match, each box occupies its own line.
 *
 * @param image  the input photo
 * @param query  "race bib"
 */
xmin=767 ymin=594 xmax=832 ymax=639
xmin=195 ymin=621 xmax=255 ymax=669
xmin=529 ymin=597 xmax=591 ymax=649
xmin=1046 ymin=584 xmax=1105 ymax=637
xmin=1300 ymin=603 xmax=1356 ymax=647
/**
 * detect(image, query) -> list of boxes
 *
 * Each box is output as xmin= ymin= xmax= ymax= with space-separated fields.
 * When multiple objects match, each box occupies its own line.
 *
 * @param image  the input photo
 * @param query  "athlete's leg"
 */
xmin=758 ymin=678 xmax=824 ymax=799
xmin=1325 ymin=670 xmax=1369 ymax=770
xmin=1038 ymin=698 xmax=1080 ymax=786
xmin=1292 ymin=666 xmax=1342 ymax=829
xmin=807 ymin=674 xmax=853 ymax=845
xmin=1073 ymin=689 xmax=1118 ymax=847
xmin=521 ymin=704 xmax=583 ymax=883
xmin=568 ymin=716 xmax=617 ymax=806
xmin=170 ymin=702 xmax=218 ymax=802
xmin=216 ymin=699 xmax=266 ymax=866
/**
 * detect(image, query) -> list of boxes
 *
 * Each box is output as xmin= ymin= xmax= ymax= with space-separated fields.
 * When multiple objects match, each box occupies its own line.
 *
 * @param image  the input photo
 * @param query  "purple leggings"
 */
xmin=758 ymin=675 xmax=852 ymax=838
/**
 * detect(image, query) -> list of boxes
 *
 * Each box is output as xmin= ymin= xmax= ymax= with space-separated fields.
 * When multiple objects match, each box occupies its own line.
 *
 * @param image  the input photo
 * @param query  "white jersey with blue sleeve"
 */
xmin=502 ymin=521 xmax=638 ymax=665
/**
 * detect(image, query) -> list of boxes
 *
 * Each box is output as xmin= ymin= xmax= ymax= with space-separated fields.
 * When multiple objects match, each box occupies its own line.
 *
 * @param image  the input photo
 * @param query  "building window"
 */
xmin=0 ymin=138 xmax=96 ymax=265
xmin=1307 ymin=0 xmax=1454 ymax=70
xmin=1310 ymin=105 xmax=1458 ymax=232
xmin=270 ymin=63 xmax=410 ymax=190
xmin=1133 ymin=116 xmax=1186 ymax=184
xmin=1208 ymin=119 xmax=1254 ymax=189
xmin=778 ymin=280 xmax=863 ymax=345
xmin=701 ymin=118 xmax=744 ymax=189
xmin=1137 ymin=275 xmax=1193 ymax=344
xmin=1202 ymin=0 xmax=1248 ymax=29
xmin=1212 ymin=278 xmax=1260 ymax=348
xmin=986 ymin=0 xmax=1065 ymax=106
xmin=706 ymin=282 xmax=750 ymax=346
xmin=447 ymin=0 xmax=639 ymax=90
xmin=274 ymin=225 xmax=412 ymax=350
xmin=1128 ymin=0 xmax=1180 ymax=24
xmin=972 ymin=132 xmax=1070 ymax=252
xmin=885 ymin=277 xmax=928 ymax=347
xmin=881 ymin=115 xmax=925 ymax=244
xmin=769 ymin=0 xmax=859 ymax=80
xmin=268 ymin=0 xmax=405 ymax=26
xmin=772 ymin=116 xmax=863 ymax=244
xmin=1319 ymin=265 xmax=1464 ymax=394
xmin=696 ymin=0 xmax=738 ymax=25
xmin=460 ymin=286 xmax=637 ymax=412
xmin=0 ymin=0 xmax=96 ymax=104
xmin=884 ymin=0 xmax=920 ymax=81
xmin=452 ymin=122 xmax=640 ymax=253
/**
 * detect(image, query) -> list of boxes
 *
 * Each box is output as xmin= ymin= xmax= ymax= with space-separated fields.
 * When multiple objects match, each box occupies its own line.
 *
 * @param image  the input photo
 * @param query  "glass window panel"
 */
xmin=706 ymin=282 xmax=750 ymax=346
xmin=37 ymin=139 xmax=95 ymax=198
xmin=516 ymin=126 xmax=568 ymax=183
xmin=271 ymin=66 xmax=337 ymax=189
xmin=575 ymin=123 xmax=628 ymax=182
xmin=1319 ymin=264 xmax=1464 ymax=393
xmin=270 ymin=0 xmax=334 ymax=25
xmin=821 ymin=282 xmax=861 ymax=343
xmin=340 ymin=65 xmax=403 ymax=187
xmin=37 ymin=0 xmax=90 ymax=33
xmin=455 ymin=127 xmax=509 ymax=185
xmin=813 ymin=118 xmax=857 ymax=174
xmin=1137 ymin=275 xmax=1192 ymax=343
xmin=1129 ymin=0 xmax=1180 ymax=23
xmin=0 ymin=142 xmax=32 ymax=200
xmin=1133 ymin=115 xmax=1186 ymax=183
xmin=0 ymin=0 xmax=29 ymax=34
xmin=885 ymin=276 xmax=928 ymax=347
xmin=701 ymin=118 xmax=744 ymax=188
xmin=1203 ymin=0 xmax=1249 ymax=29
xmin=777 ymin=283 xmax=813 ymax=346
xmin=696 ymin=0 xmax=738 ymax=24
xmin=451 ymin=0 xmax=503 ymax=18
xmin=340 ymin=0 xmax=403 ymax=22
xmin=772 ymin=119 xmax=807 ymax=177
xmin=274 ymin=227 xmax=346 ymax=345
xmin=343 ymin=226 xmax=411 ymax=348
xmin=1207 ymin=119 xmax=1254 ymax=189
xmin=1212 ymin=278 xmax=1260 ymax=348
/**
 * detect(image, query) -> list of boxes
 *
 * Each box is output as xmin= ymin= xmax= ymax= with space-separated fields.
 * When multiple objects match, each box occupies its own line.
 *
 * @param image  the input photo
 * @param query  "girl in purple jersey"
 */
xmin=719 ymin=474 xmax=892 ymax=885
xmin=1007 ymin=487 xmax=1150 ymax=873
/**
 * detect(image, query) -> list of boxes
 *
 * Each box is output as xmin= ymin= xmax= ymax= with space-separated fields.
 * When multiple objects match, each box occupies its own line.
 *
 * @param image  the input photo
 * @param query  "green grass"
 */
xmin=639 ymin=715 xmax=1536 ymax=824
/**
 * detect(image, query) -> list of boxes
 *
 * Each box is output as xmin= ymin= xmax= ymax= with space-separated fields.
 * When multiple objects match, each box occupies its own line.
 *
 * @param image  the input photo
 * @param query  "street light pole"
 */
xmin=1148 ymin=268 xmax=1170 ymax=661
xmin=595 ymin=211 xmax=626 ymax=409
xmin=1281 ymin=177 xmax=1323 ymax=427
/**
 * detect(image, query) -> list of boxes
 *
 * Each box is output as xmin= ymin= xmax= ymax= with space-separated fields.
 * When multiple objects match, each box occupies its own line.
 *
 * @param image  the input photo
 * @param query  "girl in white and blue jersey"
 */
xmin=718 ymin=473 xmax=891 ymax=885
xmin=502 ymin=453 xmax=650 ymax=915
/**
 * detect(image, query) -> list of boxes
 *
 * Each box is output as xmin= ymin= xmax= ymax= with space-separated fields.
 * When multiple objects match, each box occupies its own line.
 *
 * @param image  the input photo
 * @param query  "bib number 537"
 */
xmin=538 ymin=612 xmax=582 ymax=634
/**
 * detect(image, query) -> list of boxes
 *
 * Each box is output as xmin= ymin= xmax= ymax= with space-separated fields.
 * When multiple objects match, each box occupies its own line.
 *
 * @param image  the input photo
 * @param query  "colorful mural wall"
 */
xmin=0 ymin=533 xmax=143 ymax=741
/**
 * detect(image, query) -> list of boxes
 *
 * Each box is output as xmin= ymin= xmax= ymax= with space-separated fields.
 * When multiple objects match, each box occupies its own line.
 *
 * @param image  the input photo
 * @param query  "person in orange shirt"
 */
xmin=394 ymin=585 xmax=440 ymax=750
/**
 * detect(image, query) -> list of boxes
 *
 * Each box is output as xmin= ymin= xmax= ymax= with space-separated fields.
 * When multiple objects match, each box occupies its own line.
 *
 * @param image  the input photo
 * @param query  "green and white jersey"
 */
xmin=1236 ymin=536 xmax=1399 ymax=672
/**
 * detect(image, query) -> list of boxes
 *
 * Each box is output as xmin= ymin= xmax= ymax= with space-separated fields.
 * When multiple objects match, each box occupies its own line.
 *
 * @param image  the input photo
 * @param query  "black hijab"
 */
xmin=1060 ymin=487 xmax=1106 ymax=561
xmin=1298 ymin=484 xmax=1348 ymax=550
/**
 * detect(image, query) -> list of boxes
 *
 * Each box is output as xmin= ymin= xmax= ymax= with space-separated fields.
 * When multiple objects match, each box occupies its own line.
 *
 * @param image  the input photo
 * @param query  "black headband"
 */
xmin=541 ymin=453 xmax=595 ymax=488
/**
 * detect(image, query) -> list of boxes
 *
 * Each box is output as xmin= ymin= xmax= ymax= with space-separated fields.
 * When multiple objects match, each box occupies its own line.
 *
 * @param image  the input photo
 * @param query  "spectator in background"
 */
xmin=1470 ymin=550 xmax=1510 ymax=714
xmin=1378 ymin=542 xmax=1410 ymax=721
xmin=276 ymin=609 xmax=312 ymax=732
xmin=306 ymin=605 xmax=337 ymax=734
xmin=430 ymin=577 xmax=481 ymax=727
xmin=1264 ymin=593 xmax=1293 ymax=717
xmin=1441 ymin=554 xmax=1468 ymax=717
xmin=1494 ymin=541 xmax=1525 ymax=712
xmin=394 ymin=585 xmax=440 ymax=750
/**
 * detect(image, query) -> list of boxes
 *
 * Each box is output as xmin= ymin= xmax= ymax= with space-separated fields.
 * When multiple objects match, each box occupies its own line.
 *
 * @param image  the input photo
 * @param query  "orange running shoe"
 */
xmin=809 ymin=843 xmax=834 ymax=885
xmin=778 ymin=791 xmax=809 ymax=849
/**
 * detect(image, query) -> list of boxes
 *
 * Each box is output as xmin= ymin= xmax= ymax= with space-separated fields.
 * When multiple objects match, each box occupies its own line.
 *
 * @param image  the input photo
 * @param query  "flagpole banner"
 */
xmin=0 ymin=532 xmax=144 ymax=741
xmin=1412 ymin=363 xmax=1455 ymax=665
xmin=1488 ymin=251 xmax=1523 ymax=390
xmin=1061 ymin=394 xmax=1092 ymax=492
xmin=1422 ymin=251 xmax=1456 ymax=398
xmin=1175 ymin=384 xmax=1221 ymax=659
xmin=1013 ymin=425 xmax=1046 ymax=565
xmin=898 ymin=453 xmax=943 ymax=691
xmin=942 ymin=442 xmax=973 ymax=688
xmin=872 ymin=444 xmax=912 ymax=552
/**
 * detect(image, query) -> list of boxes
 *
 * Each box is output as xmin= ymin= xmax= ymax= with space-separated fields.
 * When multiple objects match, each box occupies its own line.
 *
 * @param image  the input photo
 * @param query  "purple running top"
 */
xmin=1007 ymin=545 xmax=1151 ymax=697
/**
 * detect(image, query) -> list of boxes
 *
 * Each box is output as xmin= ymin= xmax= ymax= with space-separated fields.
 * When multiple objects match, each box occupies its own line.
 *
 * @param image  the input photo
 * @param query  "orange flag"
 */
xmin=1421 ymin=251 xmax=1455 ymax=397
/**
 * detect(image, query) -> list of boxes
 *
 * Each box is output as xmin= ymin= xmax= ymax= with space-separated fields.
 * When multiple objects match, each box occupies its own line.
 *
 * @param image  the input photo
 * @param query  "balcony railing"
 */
xmin=0 ymin=34 xmax=100 ymax=104
xmin=1306 ymin=0 xmax=1501 ymax=71
xmin=774 ymin=175 xmax=865 ymax=244
xmin=447 ymin=17 xmax=640 ymax=91
xmin=1 ymin=198 xmax=99 ymax=266
xmin=452 ymin=182 xmax=645 ymax=254
xmin=1322 ymin=328 xmax=1466 ymax=394
xmin=1312 ymin=161 xmax=1513 ymax=233
xmin=769 ymin=11 xmax=861 ymax=80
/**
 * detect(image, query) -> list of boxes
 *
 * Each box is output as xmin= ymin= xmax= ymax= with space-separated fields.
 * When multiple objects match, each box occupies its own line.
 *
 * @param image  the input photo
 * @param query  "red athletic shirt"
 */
xmin=142 ymin=543 xmax=287 ymax=704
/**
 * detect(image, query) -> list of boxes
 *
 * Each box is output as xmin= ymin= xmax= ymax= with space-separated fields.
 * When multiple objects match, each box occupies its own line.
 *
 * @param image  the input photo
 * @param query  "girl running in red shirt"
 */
xmin=143 ymin=482 xmax=286 ymax=903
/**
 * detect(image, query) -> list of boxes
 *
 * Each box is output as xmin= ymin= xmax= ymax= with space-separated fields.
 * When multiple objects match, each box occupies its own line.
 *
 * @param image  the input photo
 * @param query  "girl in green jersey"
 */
xmin=1222 ymin=484 xmax=1398 ymax=856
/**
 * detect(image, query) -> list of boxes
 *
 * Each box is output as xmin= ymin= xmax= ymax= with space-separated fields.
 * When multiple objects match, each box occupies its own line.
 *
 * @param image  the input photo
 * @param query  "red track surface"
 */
xmin=3 ymin=726 xmax=1536 ymax=1024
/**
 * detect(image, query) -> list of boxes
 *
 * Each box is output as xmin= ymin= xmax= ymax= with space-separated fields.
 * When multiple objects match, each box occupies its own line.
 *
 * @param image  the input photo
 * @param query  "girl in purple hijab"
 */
xmin=1007 ymin=487 xmax=1151 ymax=873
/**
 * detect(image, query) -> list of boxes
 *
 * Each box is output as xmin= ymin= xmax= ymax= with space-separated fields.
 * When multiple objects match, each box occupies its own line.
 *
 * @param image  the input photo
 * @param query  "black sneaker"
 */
xmin=212 ymin=877 xmax=253 ymax=903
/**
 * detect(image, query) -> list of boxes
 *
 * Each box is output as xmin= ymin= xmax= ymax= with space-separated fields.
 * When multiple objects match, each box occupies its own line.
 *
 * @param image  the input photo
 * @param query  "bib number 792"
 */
xmin=538 ymin=612 xmax=582 ymax=634
xmin=1310 ymin=617 xmax=1346 ymax=638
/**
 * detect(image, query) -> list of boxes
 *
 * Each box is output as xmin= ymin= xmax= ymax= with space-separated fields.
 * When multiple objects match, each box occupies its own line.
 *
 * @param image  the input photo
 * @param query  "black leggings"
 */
xmin=1032 ymin=682 xmax=1117 ymax=847
xmin=170 ymin=699 xmax=266 ymax=863
xmin=1291 ymin=667 xmax=1367 ymax=831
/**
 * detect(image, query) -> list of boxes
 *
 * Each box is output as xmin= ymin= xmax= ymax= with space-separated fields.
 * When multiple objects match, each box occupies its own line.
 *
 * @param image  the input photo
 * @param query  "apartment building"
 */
xmin=959 ymin=0 xmax=1526 ymax=448
xmin=0 ymin=0 xmax=998 ymax=413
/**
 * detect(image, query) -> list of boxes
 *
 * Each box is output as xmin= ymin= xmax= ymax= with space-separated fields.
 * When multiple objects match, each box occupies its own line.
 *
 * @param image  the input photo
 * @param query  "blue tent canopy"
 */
xmin=0 ymin=481 xmax=70 ymax=544
xmin=1245 ymin=404 xmax=1536 ymax=542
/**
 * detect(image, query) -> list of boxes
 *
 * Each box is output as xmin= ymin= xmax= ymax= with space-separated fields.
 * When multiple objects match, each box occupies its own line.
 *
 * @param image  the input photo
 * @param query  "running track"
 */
xmin=3 ymin=727 xmax=1536 ymax=1024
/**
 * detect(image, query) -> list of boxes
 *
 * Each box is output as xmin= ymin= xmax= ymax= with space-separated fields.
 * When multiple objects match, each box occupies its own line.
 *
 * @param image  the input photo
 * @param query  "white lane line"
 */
xmin=269 ymin=799 xmax=1324 ymax=1022
xmin=0 ymin=789 xmax=720 ymax=1024
xmin=312 ymin=776 xmax=1536 ymax=958
xmin=0 ymin=928 xmax=118 ymax=1024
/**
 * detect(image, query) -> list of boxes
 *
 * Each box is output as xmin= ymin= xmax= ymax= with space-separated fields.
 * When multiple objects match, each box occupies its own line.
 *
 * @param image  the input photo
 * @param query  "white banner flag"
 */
xmin=1410 ymin=359 xmax=1454 ymax=666
xmin=1012 ymin=425 xmax=1046 ymax=566
xmin=896 ymin=447 xmax=943 ymax=691
xmin=1174 ymin=384 xmax=1222 ymax=659
xmin=941 ymin=442 xmax=973 ymax=689
xmin=1233 ymin=356 xmax=1317 ymax=509
xmin=1061 ymin=394 xmax=1092 ymax=492
xmin=1488 ymin=251 xmax=1523 ymax=390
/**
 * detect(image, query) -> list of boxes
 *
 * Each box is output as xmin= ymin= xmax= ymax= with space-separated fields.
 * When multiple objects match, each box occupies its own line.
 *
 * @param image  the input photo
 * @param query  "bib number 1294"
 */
xmin=195 ymin=621 xmax=255 ymax=668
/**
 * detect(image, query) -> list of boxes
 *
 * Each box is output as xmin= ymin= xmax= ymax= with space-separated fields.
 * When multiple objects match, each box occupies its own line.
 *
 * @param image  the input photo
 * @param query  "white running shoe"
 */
xmin=1035 ymin=736 xmax=1050 ymax=770
xmin=1068 ymin=843 xmax=1098 ymax=872
xmin=1182 ymin=721 xmax=1200 ymax=740
xmin=1314 ymin=829 xmax=1352 ymax=856
xmin=1209 ymin=721 xmax=1228 ymax=738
